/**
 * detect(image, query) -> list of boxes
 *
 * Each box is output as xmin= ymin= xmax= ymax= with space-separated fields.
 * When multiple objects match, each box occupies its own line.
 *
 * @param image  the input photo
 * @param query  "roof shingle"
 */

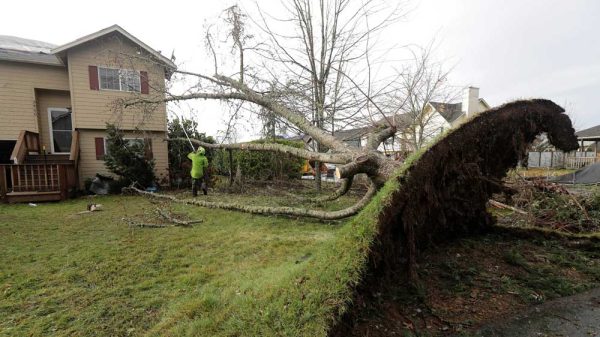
xmin=575 ymin=125 xmax=600 ymax=139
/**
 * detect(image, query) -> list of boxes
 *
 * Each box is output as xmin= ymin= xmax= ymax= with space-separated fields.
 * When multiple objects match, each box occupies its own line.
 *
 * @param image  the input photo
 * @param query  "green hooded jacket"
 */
xmin=187 ymin=151 xmax=209 ymax=179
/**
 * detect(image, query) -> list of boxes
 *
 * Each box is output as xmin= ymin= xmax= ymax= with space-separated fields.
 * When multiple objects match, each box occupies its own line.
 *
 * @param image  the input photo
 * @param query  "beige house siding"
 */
xmin=66 ymin=33 xmax=168 ymax=132
xmin=78 ymin=129 xmax=169 ymax=187
xmin=0 ymin=62 xmax=69 ymax=140
xmin=35 ymin=90 xmax=71 ymax=152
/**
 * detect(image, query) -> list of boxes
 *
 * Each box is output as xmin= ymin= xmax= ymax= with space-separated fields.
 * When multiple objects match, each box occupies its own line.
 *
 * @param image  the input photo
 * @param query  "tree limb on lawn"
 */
xmin=156 ymin=208 xmax=203 ymax=226
xmin=125 ymin=181 xmax=377 ymax=220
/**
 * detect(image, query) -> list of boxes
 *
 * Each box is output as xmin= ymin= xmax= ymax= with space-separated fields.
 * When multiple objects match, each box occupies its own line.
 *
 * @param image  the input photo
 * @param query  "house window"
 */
xmin=104 ymin=138 xmax=144 ymax=156
xmin=98 ymin=67 xmax=141 ymax=92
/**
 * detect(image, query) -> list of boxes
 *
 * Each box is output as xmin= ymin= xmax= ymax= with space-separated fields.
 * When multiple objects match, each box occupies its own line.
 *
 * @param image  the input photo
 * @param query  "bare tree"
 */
xmin=119 ymin=1 xmax=452 ymax=219
xmin=390 ymin=46 xmax=458 ymax=151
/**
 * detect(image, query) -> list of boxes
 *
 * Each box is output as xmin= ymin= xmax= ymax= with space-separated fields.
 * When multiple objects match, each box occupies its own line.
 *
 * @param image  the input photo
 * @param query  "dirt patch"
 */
xmin=346 ymin=233 xmax=600 ymax=336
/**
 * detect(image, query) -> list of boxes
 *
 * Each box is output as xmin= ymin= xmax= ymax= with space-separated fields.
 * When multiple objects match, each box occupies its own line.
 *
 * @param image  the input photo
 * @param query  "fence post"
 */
xmin=0 ymin=166 xmax=7 ymax=203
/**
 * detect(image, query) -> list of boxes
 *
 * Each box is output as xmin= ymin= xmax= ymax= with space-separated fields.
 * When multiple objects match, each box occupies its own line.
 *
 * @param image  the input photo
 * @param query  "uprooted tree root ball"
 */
xmin=330 ymin=99 xmax=579 ymax=336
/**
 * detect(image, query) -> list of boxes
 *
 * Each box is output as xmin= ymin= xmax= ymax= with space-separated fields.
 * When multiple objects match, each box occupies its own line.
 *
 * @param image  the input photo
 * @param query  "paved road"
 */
xmin=474 ymin=288 xmax=600 ymax=337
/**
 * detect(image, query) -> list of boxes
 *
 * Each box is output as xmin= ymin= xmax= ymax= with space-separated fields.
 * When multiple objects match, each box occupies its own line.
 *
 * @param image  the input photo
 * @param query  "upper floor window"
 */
xmin=98 ymin=67 xmax=141 ymax=92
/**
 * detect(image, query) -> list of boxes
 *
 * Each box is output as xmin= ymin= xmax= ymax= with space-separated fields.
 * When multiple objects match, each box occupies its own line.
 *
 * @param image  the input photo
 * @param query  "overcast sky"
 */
xmin=2 ymin=0 xmax=599 ymax=138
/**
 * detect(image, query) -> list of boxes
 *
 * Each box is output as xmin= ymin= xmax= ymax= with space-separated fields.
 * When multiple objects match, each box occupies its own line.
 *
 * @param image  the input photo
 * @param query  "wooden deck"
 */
xmin=1 ymin=130 xmax=79 ymax=203
xmin=3 ymin=191 xmax=62 ymax=203
xmin=0 ymin=163 xmax=76 ymax=203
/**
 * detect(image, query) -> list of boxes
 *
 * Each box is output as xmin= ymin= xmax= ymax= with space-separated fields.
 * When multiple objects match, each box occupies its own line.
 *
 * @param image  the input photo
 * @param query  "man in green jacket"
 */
xmin=187 ymin=147 xmax=209 ymax=196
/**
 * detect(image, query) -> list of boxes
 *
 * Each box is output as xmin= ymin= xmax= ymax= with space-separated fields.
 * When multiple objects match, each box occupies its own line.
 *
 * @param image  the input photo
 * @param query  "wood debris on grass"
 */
xmin=498 ymin=177 xmax=600 ymax=233
xmin=123 ymin=201 xmax=203 ymax=228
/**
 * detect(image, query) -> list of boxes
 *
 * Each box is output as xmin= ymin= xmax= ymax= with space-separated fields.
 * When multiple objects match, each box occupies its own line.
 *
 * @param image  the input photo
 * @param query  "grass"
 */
xmin=511 ymin=167 xmax=576 ymax=178
xmin=1 ymin=142 xmax=594 ymax=337
xmin=0 ymin=192 xmax=362 ymax=337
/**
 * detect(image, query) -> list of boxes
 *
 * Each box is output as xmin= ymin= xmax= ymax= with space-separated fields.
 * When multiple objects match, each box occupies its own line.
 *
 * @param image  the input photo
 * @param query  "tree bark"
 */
xmin=126 ymin=179 xmax=377 ymax=221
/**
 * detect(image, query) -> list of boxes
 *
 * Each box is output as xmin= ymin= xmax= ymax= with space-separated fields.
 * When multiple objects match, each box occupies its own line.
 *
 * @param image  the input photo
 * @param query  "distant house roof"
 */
xmin=0 ymin=35 xmax=62 ymax=66
xmin=333 ymin=127 xmax=371 ymax=141
xmin=287 ymin=113 xmax=411 ymax=147
xmin=429 ymin=98 xmax=491 ymax=124
xmin=429 ymin=102 xmax=463 ymax=123
xmin=576 ymin=125 xmax=600 ymax=139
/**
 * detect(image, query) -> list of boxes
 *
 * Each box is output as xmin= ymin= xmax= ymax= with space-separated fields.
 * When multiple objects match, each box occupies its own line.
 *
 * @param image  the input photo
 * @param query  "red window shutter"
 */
xmin=140 ymin=71 xmax=149 ymax=94
xmin=95 ymin=137 xmax=105 ymax=160
xmin=144 ymin=138 xmax=153 ymax=159
xmin=88 ymin=66 xmax=99 ymax=90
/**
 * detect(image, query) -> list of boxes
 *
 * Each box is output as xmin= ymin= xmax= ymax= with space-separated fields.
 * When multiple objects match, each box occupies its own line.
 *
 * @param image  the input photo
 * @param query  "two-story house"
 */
xmin=0 ymin=25 xmax=175 ymax=202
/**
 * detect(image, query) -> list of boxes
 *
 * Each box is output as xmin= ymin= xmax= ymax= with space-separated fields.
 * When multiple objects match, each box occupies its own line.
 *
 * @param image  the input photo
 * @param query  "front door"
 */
xmin=48 ymin=108 xmax=73 ymax=154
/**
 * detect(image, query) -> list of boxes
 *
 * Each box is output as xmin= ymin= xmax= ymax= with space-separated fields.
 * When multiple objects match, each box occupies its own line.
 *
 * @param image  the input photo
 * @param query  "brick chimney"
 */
xmin=462 ymin=86 xmax=480 ymax=117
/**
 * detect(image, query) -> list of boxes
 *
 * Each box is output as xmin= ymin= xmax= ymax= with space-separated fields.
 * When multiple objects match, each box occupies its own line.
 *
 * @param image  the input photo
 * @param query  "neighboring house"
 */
xmin=333 ymin=86 xmax=491 ymax=157
xmin=527 ymin=124 xmax=600 ymax=169
xmin=291 ymin=87 xmax=490 ymax=162
xmin=0 ymin=25 xmax=176 ymax=202
xmin=428 ymin=87 xmax=490 ymax=129
xmin=575 ymin=124 xmax=600 ymax=154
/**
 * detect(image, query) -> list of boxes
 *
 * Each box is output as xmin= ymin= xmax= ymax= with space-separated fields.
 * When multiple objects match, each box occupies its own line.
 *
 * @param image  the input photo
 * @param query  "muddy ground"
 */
xmin=345 ymin=231 xmax=600 ymax=337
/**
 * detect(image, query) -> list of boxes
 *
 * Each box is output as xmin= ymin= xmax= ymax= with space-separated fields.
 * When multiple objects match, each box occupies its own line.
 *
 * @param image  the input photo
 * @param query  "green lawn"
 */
xmin=0 ymin=192 xmax=375 ymax=337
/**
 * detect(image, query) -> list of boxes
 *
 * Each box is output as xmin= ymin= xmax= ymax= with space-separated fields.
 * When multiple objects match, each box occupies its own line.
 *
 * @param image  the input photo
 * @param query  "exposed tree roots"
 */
xmin=329 ymin=99 xmax=580 ymax=336
xmin=372 ymin=99 xmax=579 ymax=278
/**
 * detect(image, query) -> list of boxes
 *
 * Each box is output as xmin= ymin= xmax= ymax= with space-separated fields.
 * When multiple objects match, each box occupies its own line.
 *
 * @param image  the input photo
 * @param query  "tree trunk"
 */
xmin=228 ymin=149 xmax=233 ymax=187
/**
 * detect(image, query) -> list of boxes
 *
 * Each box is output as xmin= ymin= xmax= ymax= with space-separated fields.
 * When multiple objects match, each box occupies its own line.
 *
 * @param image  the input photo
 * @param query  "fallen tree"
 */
xmin=131 ymin=99 xmax=577 ymax=226
xmin=369 ymin=99 xmax=579 ymax=281
xmin=327 ymin=98 xmax=579 ymax=336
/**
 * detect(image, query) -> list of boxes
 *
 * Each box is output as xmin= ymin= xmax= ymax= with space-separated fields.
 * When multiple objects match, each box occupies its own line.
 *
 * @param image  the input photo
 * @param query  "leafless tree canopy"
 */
xmin=123 ymin=0 xmax=465 ymax=218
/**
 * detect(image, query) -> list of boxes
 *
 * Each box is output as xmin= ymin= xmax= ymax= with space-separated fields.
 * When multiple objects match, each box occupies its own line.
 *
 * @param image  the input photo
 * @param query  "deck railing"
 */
xmin=10 ymin=131 xmax=40 ymax=165
xmin=69 ymin=130 xmax=80 ymax=170
xmin=0 ymin=164 xmax=69 ymax=200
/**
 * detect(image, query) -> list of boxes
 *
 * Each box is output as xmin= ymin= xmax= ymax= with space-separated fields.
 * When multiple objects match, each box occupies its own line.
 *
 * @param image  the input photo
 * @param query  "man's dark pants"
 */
xmin=192 ymin=174 xmax=208 ymax=196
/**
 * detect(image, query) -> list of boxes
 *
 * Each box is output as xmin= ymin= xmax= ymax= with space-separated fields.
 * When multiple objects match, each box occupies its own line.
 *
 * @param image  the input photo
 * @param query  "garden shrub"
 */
xmin=212 ymin=138 xmax=305 ymax=181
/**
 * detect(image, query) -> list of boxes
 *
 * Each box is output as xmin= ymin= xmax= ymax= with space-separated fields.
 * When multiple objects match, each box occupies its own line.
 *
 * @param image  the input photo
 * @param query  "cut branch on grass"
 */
xmin=123 ymin=217 xmax=172 ymax=228
xmin=314 ymin=176 xmax=355 ymax=202
xmin=489 ymin=199 xmax=528 ymax=215
xmin=156 ymin=208 xmax=203 ymax=226
xmin=125 ymin=181 xmax=377 ymax=221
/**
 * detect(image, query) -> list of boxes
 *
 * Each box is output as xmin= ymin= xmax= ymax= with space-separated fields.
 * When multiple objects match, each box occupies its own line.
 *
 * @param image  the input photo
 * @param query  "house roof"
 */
xmin=51 ymin=25 xmax=176 ymax=71
xmin=0 ymin=26 xmax=177 ymax=77
xmin=0 ymin=35 xmax=62 ymax=66
xmin=429 ymin=98 xmax=491 ymax=123
xmin=333 ymin=127 xmax=371 ymax=141
xmin=575 ymin=125 xmax=600 ymax=139
xmin=429 ymin=102 xmax=464 ymax=123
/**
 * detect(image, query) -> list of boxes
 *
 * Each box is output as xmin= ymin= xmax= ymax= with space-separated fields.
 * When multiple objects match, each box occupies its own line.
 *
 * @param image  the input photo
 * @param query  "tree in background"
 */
xmin=167 ymin=116 xmax=215 ymax=187
xmin=104 ymin=124 xmax=156 ymax=188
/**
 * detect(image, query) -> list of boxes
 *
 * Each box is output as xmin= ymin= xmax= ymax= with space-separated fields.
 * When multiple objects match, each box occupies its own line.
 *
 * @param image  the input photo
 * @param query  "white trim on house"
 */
xmin=47 ymin=107 xmax=73 ymax=154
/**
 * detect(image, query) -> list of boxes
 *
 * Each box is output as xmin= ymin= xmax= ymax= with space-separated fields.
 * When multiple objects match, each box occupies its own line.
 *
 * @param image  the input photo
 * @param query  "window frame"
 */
xmin=47 ymin=107 xmax=73 ymax=154
xmin=97 ymin=66 xmax=141 ymax=93
xmin=103 ymin=137 xmax=145 ymax=157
